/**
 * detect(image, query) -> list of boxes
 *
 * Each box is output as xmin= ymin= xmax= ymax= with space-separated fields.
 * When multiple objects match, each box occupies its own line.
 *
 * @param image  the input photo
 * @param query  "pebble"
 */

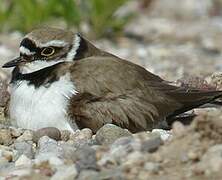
xmin=0 ymin=129 xmax=12 ymax=145
xmin=187 ymin=151 xmax=199 ymax=161
xmin=69 ymin=128 xmax=93 ymax=141
xmin=144 ymin=162 xmax=160 ymax=173
xmin=151 ymin=129 xmax=172 ymax=141
xmin=51 ymin=164 xmax=78 ymax=180
xmin=196 ymin=145 xmax=222 ymax=175
xmin=172 ymin=121 xmax=186 ymax=137
xmin=133 ymin=131 xmax=152 ymax=141
xmin=60 ymin=130 xmax=71 ymax=141
xmin=35 ymin=136 xmax=63 ymax=162
xmin=98 ymin=137 xmax=140 ymax=166
xmin=0 ymin=150 xmax=13 ymax=162
xmin=141 ymin=135 xmax=163 ymax=153
xmin=74 ymin=145 xmax=97 ymax=171
xmin=48 ymin=156 xmax=64 ymax=166
xmin=14 ymin=141 xmax=34 ymax=159
xmin=0 ymin=146 xmax=17 ymax=162
xmin=68 ymin=129 xmax=94 ymax=148
xmin=122 ymin=151 xmax=144 ymax=167
xmin=58 ymin=142 xmax=77 ymax=162
xmin=98 ymin=169 xmax=123 ymax=180
xmin=95 ymin=124 xmax=132 ymax=145
xmin=8 ymin=168 xmax=32 ymax=178
xmin=15 ymin=154 xmax=32 ymax=167
xmin=10 ymin=128 xmax=24 ymax=138
xmin=33 ymin=127 xmax=61 ymax=143
xmin=16 ymin=130 xmax=33 ymax=142
xmin=77 ymin=169 xmax=99 ymax=180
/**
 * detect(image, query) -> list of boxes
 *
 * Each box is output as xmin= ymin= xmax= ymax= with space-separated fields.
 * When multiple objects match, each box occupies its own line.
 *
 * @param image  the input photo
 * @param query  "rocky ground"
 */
xmin=1 ymin=0 xmax=222 ymax=179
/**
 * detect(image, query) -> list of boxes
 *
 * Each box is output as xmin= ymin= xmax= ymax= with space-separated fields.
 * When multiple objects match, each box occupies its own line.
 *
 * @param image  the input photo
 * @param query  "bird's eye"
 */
xmin=41 ymin=47 xmax=55 ymax=56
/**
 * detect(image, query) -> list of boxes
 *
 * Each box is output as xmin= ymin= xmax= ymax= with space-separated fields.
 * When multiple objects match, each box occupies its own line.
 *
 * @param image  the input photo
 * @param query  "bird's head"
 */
xmin=2 ymin=27 xmax=99 ymax=73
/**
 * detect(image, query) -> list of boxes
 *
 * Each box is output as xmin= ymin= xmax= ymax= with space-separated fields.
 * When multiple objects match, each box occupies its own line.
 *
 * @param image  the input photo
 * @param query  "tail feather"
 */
xmin=166 ymin=90 xmax=222 ymax=119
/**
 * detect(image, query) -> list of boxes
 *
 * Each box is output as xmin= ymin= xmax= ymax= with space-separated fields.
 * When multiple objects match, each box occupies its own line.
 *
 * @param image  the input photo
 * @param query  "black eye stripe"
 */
xmin=20 ymin=38 xmax=37 ymax=52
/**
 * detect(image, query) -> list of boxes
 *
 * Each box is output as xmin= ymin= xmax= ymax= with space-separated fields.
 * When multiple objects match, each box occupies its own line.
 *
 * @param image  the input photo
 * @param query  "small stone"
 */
xmin=196 ymin=145 xmax=222 ymax=175
xmin=18 ymin=172 xmax=49 ymax=180
xmin=152 ymin=129 xmax=172 ymax=141
xmin=69 ymin=128 xmax=93 ymax=141
xmin=81 ymin=128 xmax=93 ymax=139
xmin=122 ymin=151 xmax=144 ymax=167
xmin=74 ymin=145 xmax=97 ymax=171
xmin=180 ymin=153 xmax=189 ymax=163
xmin=141 ymin=135 xmax=163 ymax=153
xmin=187 ymin=151 xmax=199 ymax=161
xmin=60 ymin=130 xmax=71 ymax=141
xmin=2 ymin=152 xmax=12 ymax=163
xmin=33 ymin=127 xmax=61 ymax=143
xmin=16 ymin=130 xmax=33 ymax=142
xmin=95 ymin=124 xmax=132 ymax=145
xmin=35 ymin=136 xmax=63 ymax=161
xmin=152 ymin=154 xmax=163 ymax=163
xmin=78 ymin=170 xmax=99 ymax=180
xmin=92 ymin=135 xmax=96 ymax=140
xmin=0 ymin=145 xmax=18 ymax=162
xmin=14 ymin=141 xmax=34 ymax=159
xmin=98 ymin=137 xmax=140 ymax=166
xmin=15 ymin=154 xmax=32 ymax=167
xmin=10 ymin=128 xmax=24 ymax=138
xmin=144 ymin=162 xmax=160 ymax=173
xmin=58 ymin=141 xmax=76 ymax=161
xmin=9 ymin=168 xmax=32 ymax=178
xmin=51 ymin=164 xmax=78 ymax=180
xmin=0 ymin=129 xmax=12 ymax=145
xmin=210 ymin=72 xmax=222 ymax=90
xmin=0 ymin=157 xmax=8 ymax=165
xmin=68 ymin=129 xmax=94 ymax=148
xmin=172 ymin=121 xmax=186 ymax=136
xmin=133 ymin=131 xmax=152 ymax=141
xmin=112 ymin=136 xmax=141 ymax=152
xmin=48 ymin=156 xmax=64 ymax=166
xmin=98 ymin=169 xmax=123 ymax=180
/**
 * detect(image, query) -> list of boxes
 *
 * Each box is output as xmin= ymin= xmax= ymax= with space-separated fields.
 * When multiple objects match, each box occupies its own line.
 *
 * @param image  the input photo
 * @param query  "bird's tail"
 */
xmin=165 ymin=89 xmax=222 ymax=127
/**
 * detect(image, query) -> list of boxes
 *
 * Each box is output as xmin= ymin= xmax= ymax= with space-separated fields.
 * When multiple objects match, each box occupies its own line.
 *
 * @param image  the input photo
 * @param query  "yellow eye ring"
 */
xmin=41 ymin=47 xmax=55 ymax=56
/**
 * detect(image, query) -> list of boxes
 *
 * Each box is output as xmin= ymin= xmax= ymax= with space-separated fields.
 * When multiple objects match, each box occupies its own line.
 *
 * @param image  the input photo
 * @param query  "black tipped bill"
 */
xmin=2 ymin=57 xmax=21 ymax=68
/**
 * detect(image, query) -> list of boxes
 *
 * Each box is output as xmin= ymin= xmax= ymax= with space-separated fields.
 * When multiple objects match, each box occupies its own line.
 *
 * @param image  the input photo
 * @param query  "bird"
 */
xmin=2 ymin=27 xmax=222 ymax=133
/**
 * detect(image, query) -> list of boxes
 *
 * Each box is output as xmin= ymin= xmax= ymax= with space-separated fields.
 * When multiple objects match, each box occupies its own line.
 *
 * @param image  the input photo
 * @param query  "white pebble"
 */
xmin=51 ymin=164 xmax=78 ymax=180
xmin=152 ymin=129 xmax=172 ymax=141
xmin=15 ymin=154 xmax=32 ymax=167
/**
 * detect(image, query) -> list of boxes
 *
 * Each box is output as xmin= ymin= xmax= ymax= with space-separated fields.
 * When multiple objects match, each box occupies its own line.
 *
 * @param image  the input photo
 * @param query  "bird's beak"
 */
xmin=2 ymin=57 xmax=22 ymax=68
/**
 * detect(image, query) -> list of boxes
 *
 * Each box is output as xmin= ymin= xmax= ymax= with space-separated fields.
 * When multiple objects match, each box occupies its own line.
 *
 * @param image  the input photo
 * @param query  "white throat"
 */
xmin=19 ymin=60 xmax=64 ymax=74
xmin=10 ymin=73 xmax=78 ymax=131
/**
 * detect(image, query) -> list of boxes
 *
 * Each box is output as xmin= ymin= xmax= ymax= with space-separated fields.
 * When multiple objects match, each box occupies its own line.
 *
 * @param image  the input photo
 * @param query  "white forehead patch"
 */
xmin=66 ymin=34 xmax=80 ymax=61
xmin=19 ymin=46 xmax=35 ymax=55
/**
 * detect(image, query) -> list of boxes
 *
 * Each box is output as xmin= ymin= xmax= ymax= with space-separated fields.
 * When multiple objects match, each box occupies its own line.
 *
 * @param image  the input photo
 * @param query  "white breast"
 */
xmin=9 ymin=74 xmax=78 ymax=132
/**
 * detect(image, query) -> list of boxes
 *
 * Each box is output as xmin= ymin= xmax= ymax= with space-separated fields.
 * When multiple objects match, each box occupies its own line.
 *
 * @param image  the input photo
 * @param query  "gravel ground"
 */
xmin=1 ymin=0 xmax=222 ymax=179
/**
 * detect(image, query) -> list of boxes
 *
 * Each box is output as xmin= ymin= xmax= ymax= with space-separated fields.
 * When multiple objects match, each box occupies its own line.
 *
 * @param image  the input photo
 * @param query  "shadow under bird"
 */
xmin=2 ymin=27 xmax=222 ymax=133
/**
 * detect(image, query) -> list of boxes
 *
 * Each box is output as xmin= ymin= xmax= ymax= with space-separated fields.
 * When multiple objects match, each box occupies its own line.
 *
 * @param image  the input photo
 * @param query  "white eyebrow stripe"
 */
xmin=38 ymin=40 xmax=68 ymax=47
xmin=66 ymin=34 xmax=80 ymax=61
xmin=19 ymin=46 xmax=35 ymax=55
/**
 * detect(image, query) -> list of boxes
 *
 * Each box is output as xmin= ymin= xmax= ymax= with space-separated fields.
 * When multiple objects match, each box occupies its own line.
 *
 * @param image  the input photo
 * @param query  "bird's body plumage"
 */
xmin=3 ymin=27 xmax=222 ymax=133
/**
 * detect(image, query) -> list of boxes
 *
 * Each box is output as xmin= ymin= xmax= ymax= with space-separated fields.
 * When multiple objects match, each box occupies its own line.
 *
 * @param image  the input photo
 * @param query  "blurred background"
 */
xmin=1 ymin=0 xmax=222 ymax=81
